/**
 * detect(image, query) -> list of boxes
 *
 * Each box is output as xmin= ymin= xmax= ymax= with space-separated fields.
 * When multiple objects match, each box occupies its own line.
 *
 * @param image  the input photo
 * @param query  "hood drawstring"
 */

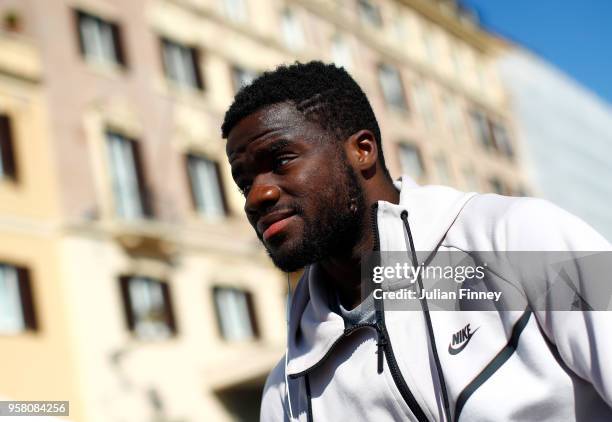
xmin=305 ymin=374 xmax=314 ymax=422
xmin=401 ymin=210 xmax=452 ymax=422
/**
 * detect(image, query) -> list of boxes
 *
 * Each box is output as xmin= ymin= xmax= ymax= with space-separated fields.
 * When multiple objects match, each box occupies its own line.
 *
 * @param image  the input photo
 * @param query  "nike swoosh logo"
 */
xmin=448 ymin=327 xmax=480 ymax=355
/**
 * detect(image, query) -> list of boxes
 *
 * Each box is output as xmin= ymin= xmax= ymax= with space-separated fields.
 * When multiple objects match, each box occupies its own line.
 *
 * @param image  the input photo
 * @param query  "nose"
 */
xmin=244 ymin=182 xmax=281 ymax=217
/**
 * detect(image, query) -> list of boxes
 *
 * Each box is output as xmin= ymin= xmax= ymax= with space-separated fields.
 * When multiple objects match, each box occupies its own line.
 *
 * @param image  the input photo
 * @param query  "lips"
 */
xmin=257 ymin=211 xmax=297 ymax=241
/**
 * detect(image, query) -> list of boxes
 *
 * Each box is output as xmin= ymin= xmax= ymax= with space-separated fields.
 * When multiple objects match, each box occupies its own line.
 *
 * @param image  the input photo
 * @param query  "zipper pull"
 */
xmin=376 ymin=323 xmax=387 ymax=374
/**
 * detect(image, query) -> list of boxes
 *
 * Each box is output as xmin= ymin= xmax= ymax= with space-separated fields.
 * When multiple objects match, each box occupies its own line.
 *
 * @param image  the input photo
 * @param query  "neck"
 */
xmin=320 ymin=178 xmax=399 ymax=309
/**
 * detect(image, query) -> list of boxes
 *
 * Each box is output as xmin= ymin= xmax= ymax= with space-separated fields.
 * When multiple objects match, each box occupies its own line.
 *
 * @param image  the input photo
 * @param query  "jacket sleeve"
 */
xmin=504 ymin=198 xmax=612 ymax=407
xmin=260 ymin=358 xmax=289 ymax=422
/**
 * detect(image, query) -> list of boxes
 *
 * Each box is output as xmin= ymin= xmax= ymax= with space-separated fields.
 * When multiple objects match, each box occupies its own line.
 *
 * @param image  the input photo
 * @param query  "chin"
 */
xmin=266 ymin=238 xmax=311 ymax=273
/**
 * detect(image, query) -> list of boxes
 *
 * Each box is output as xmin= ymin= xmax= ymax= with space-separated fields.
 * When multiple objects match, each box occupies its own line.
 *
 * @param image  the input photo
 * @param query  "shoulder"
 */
xmin=461 ymin=194 xmax=610 ymax=250
xmin=260 ymin=357 xmax=288 ymax=422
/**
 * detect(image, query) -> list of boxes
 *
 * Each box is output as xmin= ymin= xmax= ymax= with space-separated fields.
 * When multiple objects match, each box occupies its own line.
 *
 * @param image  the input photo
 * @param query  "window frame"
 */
xmin=377 ymin=63 xmax=408 ymax=111
xmin=185 ymin=153 xmax=229 ymax=218
xmin=222 ymin=0 xmax=248 ymax=23
xmin=160 ymin=37 xmax=204 ymax=91
xmin=357 ymin=0 xmax=383 ymax=28
xmin=105 ymin=130 xmax=154 ymax=219
xmin=398 ymin=142 xmax=425 ymax=180
xmin=0 ymin=262 xmax=37 ymax=334
xmin=0 ymin=113 xmax=17 ymax=181
xmin=119 ymin=275 xmax=177 ymax=339
xmin=231 ymin=65 xmax=258 ymax=94
xmin=212 ymin=286 xmax=259 ymax=342
xmin=280 ymin=8 xmax=305 ymax=51
xmin=74 ymin=9 xmax=127 ymax=67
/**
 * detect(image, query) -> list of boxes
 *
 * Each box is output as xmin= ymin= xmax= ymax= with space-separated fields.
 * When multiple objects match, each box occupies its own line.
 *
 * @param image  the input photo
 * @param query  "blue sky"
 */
xmin=462 ymin=0 xmax=612 ymax=105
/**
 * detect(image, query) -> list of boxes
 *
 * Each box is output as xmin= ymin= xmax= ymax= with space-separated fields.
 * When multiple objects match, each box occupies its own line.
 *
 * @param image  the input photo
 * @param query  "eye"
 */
xmin=273 ymin=155 xmax=294 ymax=171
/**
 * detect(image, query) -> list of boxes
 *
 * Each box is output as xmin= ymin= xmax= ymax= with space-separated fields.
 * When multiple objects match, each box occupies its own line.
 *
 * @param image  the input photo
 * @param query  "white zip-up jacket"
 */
xmin=261 ymin=176 xmax=612 ymax=421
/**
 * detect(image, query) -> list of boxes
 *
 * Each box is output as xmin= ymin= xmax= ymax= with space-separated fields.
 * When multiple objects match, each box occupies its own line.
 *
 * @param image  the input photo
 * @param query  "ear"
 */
xmin=344 ymin=130 xmax=378 ymax=172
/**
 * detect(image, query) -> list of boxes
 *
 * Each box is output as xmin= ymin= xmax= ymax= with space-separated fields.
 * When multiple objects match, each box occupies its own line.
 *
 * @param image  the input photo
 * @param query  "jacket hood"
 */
xmin=286 ymin=176 xmax=477 ymax=376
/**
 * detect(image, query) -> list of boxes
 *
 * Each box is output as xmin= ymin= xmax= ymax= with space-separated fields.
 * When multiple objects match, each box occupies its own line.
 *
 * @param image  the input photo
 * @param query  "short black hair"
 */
xmin=221 ymin=61 xmax=390 ymax=178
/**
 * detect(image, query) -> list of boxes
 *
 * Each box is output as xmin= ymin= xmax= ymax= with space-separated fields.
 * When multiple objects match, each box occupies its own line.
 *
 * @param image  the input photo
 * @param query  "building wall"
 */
xmin=0 ymin=17 xmax=83 ymax=421
xmin=499 ymin=49 xmax=612 ymax=241
xmin=0 ymin=0 xmax=525 ymax=421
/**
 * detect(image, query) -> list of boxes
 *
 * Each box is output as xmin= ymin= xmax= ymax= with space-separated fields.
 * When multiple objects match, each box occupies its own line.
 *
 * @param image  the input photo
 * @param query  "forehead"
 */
xmin=226 ymin=103 xmax=314 ymax=160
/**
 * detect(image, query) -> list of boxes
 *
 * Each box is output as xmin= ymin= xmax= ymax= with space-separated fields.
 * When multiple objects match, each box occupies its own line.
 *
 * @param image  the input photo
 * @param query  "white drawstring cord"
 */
xmin=284 ymin=272 xmax=295 ymax=421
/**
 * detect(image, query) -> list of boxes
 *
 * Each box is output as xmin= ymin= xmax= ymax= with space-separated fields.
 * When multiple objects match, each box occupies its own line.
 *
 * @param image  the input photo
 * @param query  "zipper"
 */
xmin=370 ymin=202 xmax=380 ymax=252
xmin=288 ymin=203 xmax=430 ymax=421
xmin=373 ymin=203 xmax=429 ymax=422
xmin=376 ymin=321 xmax=430 ymax=422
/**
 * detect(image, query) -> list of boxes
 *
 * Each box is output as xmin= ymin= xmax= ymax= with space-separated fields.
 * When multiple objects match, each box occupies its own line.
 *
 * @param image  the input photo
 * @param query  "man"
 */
xmin=222 ymin=61 xmax=612 ymax=421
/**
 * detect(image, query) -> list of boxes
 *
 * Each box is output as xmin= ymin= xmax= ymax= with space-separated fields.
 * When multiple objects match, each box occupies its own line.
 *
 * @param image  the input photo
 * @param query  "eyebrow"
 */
xmin=230 ymin=138 xmax=294 ymax=181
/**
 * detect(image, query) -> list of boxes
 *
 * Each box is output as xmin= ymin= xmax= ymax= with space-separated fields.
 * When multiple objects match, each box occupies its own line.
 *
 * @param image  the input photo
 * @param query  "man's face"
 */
xmin=226 ymin=103 xmax=367 ymax=272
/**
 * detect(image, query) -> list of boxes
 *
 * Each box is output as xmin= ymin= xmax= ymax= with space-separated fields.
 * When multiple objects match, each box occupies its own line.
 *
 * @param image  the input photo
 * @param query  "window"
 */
xmin=450 ymin=43 xmax=462 ymax=77
xmin=0 ymin=114 xmax=17 ymax=180
xmin=161 ymin=38 xmax=204 ymax=90
xmin=398 ymin=143 xmax=424 ymax=179
xmin=0 ymin=263 xmax=36 ymax=334
xmin=489 ymin=177 xmax=506 ymax=195
xmin=75 ymin=10 xmax=125 ymax=66
xmin=186 ymin=154 xmax=227 ymax=218
xmin=280 ymin=9 xmax=304 ymax=51
xmin=378 ymin=64 xmax=407 ymax=110
xmin=358 ymin=0 xmax=383 ymax=27
xmin=222 ymin=0 xmax=248 ymax=23
xmin=413 ymin=82 xmax=436 ymax=129
xmin=213 ymin=286 xmax=258 ymax=341
xmin=470 ymin=110 xmax=494 ymax=149
xmin=476 ymin=60 xmax=487 ymax=93
xmin=331 ymin=36 xmax=352 ymax=70
xmin=119 ymin=276 xmax=176 ymax=339
xmin=443 ymin=96 xmax=463 ymax=141
xmin=422 ymin=27 xmax=436 ymax=63
xmin=492 ymin=123 xmax=514 ymax=158
xmin=434 ymin=154 xmax=451 ymax=185
xmin=106 ymin=131 xmax=152 ymax=219
xmin=231 ymin=66 xmax=258 ymax=93
xmin=392 ymin=15 xmax=409 ymax=43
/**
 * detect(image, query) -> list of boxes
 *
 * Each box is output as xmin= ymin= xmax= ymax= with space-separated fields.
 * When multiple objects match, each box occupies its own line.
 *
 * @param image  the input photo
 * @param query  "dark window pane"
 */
xmin=213 ymin=286 xmax=257 ymax=341
xmin=358 ymin=0 xmax=383 ymax=27
xmin=119 ymin=276 xmax=176 ymax=339
xmin=161 ymin=38 xmax=203 ymax=90
xmin=0 ymin=114 xmax=17 ymax=180
xmin=75 ymin=10 xmax=124 ymax=65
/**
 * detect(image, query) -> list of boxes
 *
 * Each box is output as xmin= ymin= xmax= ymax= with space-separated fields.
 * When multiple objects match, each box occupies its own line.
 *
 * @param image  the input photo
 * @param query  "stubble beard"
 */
xmin=266 ymin=158 xmax=367 ymax=272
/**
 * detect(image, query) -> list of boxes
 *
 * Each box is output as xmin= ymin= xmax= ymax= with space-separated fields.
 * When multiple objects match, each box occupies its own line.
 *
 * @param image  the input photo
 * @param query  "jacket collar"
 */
xmin=285 ymin=176 xmax=476 ymax=376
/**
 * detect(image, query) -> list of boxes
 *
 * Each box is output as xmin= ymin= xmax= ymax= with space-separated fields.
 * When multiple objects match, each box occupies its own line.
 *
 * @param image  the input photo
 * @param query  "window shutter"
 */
xmin=16 ymin=267 xmax=37 ymax=331
xmin=245 ymin=292 xmax=259 ymax=338
xmin=160 ymin=282 xmax=177 ymax=334
xmin=111 ymin=23 xmax=127 ymax=67
xmin=130 ymin=141 xmax=154 ymax=218
xmin=212 ymin=287 xmax=225 ymax=338
xmin=0 ymin=114 xmax=17 ymax=180
xmin=73 ymin=10 xmax=86 ymax=56
xmin=159 ymin=38 xmax=169 ymax=77
xmin=185 ymin=154 xmax=198 ymax=209
xmin=190 ymin=48 xmax=204 ymax=91
xmin=213 ymin=161 xmax=229 ymax=216
xmin=119 ymin=276 xmax=135 ymax=331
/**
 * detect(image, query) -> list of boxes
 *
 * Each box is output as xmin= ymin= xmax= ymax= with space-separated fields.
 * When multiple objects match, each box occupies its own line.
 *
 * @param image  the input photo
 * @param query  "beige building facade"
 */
xmin=0 ymin=0 xmax=525 ymax=421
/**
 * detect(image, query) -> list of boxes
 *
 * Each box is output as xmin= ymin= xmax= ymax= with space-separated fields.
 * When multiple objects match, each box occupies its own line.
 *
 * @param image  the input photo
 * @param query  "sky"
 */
xmin=461 ymin=0 xmax=612 ymax=105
